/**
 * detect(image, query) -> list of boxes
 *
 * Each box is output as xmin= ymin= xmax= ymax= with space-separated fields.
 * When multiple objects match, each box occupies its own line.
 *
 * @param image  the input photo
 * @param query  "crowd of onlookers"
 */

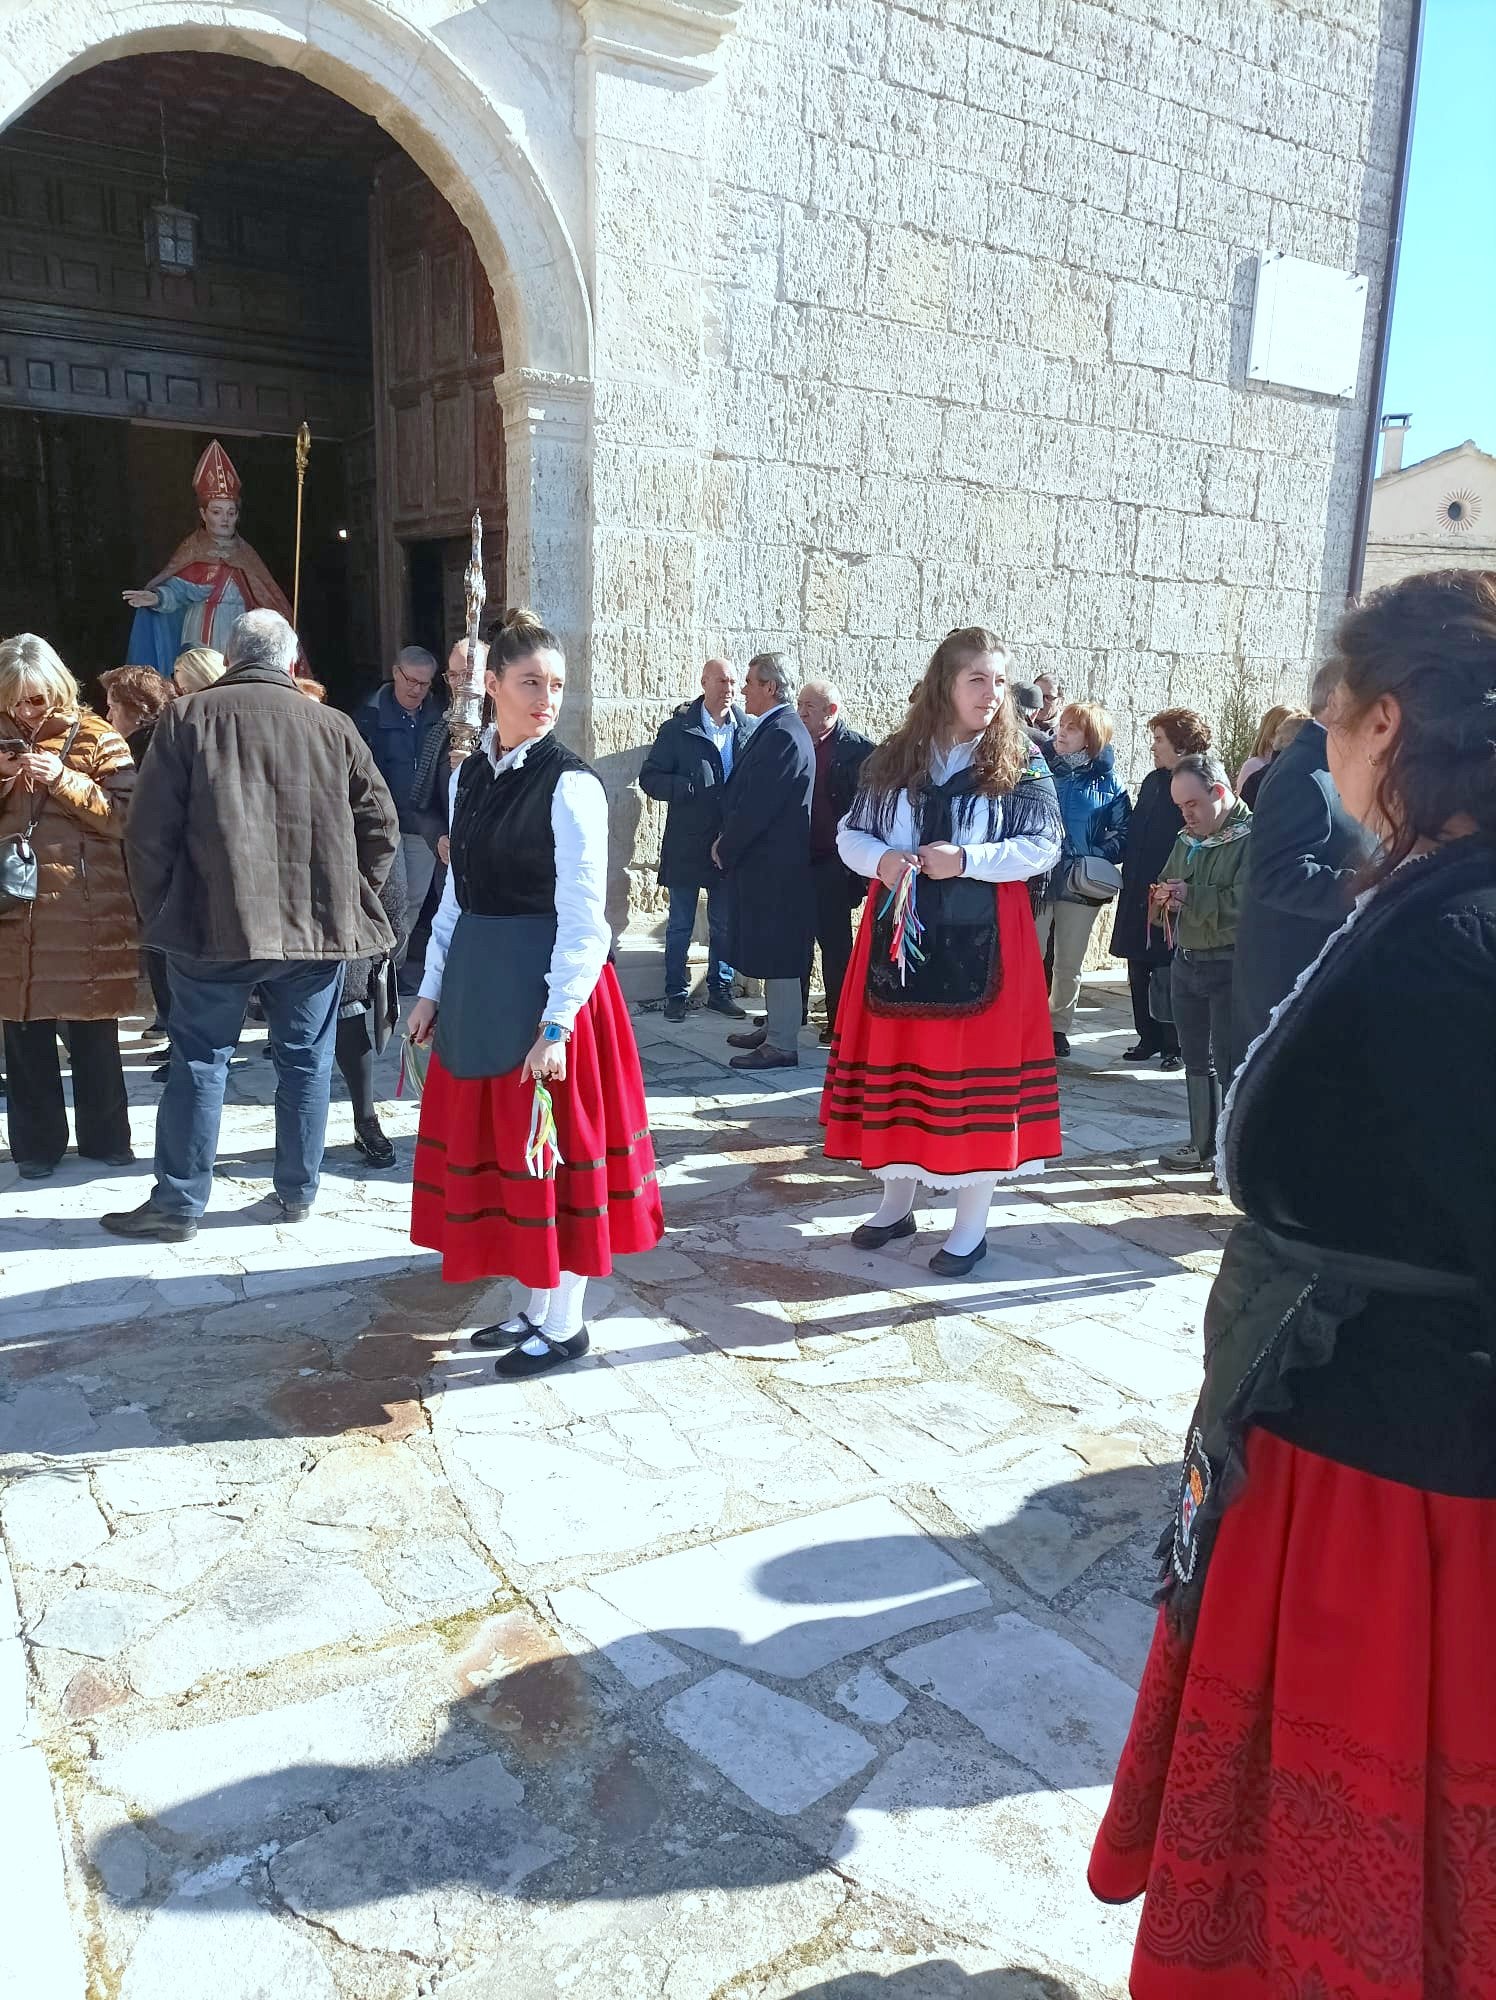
xmin=637 ymin=656 xmax=1371 ymax=1182
xmin=1 ymin=614 xmax=1367 ymax=1195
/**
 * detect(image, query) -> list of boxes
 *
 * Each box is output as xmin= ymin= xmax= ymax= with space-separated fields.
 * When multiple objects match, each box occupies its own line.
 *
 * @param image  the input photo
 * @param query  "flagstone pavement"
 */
xmin=0 ymin=974 xmax=1232 ymax=2000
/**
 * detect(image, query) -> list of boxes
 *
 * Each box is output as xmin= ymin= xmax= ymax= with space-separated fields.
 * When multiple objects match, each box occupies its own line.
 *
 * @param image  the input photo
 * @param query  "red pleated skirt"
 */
xmin=411 ymin=962 xmax=663 ymax=1288
xmin=1090 ymin=1428 xmax=1496 ymax=1998
xmin=819 ymin=879 xmax=1062 ymax=1180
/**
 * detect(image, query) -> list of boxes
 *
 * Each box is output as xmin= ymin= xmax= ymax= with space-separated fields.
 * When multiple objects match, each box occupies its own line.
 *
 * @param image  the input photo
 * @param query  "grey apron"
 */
xmin=433 ymin=912 xmax=556 ymax=1080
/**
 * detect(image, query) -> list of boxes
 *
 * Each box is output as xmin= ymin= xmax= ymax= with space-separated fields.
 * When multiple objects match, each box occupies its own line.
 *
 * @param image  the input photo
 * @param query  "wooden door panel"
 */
xmin=431 ymin=388 xmax=468 ymax=512
xmin=392 ymin=396 xmax=429 ymax=515
xmin=429 ymin=247 xmax=464 ymax=373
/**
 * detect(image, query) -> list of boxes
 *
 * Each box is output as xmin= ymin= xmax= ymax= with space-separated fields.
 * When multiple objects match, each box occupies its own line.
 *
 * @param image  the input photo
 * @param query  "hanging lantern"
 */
xmin=144 ymin=100 xmax=197 ymax=274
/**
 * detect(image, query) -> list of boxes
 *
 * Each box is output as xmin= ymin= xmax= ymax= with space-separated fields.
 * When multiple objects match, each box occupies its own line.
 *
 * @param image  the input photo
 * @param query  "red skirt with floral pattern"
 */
xmin=411 ymin=962 xmax=663 ymax=1288
xmin=1090 ymin=1427 xmax=1496 ymax=1998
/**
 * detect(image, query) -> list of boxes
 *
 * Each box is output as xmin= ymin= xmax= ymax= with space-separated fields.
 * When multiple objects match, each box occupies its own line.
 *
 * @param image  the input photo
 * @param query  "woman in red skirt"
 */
xmin=406 ymin=608 xmax=662 ymax=1376
xmin=821 ymin=626 xmax=1063 ymax=1275
xmin=1090 ymin=569 xmax=1496 ymax=1996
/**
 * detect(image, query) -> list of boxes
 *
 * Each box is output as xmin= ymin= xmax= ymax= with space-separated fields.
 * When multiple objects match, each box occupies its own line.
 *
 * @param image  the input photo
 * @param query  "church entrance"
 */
xmin=0 ymin=51 xmax=507 ymax=711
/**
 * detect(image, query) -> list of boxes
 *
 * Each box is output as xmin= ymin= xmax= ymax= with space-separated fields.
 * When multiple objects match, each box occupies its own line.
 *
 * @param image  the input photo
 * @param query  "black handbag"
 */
xmin=0 ymin=718 xmax=79 ymax=913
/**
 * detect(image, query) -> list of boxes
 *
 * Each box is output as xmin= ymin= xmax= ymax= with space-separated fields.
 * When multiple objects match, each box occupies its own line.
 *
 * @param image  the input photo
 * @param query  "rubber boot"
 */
xmin=1160 ymin=1073 xmax=1220 ymax=1173
xmin=1190 ymin=1071 xmax=1221 ymax=1166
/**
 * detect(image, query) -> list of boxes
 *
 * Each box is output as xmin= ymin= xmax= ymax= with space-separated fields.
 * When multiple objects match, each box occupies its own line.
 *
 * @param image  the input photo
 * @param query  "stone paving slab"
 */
xmin=0 ymin=976 xmax=1234 ymax=1998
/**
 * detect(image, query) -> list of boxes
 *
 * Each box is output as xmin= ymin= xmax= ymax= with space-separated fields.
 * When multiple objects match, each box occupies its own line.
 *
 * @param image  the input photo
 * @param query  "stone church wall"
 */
xmin=583 ymin=0 xmax=1411 ymax=905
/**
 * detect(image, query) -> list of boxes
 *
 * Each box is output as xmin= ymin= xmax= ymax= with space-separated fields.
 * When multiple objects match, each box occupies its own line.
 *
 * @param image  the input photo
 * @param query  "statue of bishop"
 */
xmin=122 ymin=440 xmax=300 ymax=673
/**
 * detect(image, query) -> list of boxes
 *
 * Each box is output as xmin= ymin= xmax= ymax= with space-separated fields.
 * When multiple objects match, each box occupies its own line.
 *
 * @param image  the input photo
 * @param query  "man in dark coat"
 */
xmin=1232 ymin=678 xmax=1374 ymax=1057
xmin=638 ymin=657 xmax=751 ymax=1022
xmin=354 ymin=644 xmax=445 ymax=938
xmin=105 ymin=609 xmax=397 ymax=1242
xmin=1111 ymin=707 xmax=1213 ymax=1069
xmin=796 ymin=679 xmax=874 ymax=1043
xmin=714 ymin=652 xmax=816 ymax=1071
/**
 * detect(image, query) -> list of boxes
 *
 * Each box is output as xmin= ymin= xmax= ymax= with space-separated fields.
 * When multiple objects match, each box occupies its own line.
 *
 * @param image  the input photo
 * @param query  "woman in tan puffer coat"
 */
xmin=0 ymin=634 xmax=138 ymax=1178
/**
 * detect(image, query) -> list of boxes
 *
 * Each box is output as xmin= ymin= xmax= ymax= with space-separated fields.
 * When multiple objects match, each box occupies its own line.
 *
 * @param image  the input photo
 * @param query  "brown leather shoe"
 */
xmin=726 ymin=1027 xmax=767 ymax=1050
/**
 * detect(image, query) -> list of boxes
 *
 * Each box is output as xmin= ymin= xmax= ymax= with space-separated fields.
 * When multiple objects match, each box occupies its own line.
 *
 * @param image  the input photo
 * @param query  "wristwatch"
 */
xmin=541 ymin=1022 xmax=570 ymax=1043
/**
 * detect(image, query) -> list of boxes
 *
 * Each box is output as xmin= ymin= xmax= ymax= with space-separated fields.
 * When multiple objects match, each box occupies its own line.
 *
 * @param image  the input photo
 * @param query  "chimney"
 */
xmin=1380 ymin=413 xmax=1411 ymax=475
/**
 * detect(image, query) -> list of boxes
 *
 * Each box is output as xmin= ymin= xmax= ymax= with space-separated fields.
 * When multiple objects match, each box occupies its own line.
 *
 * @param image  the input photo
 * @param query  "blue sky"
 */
xmin=1381 ymin=0 xmax=1496 ymax=467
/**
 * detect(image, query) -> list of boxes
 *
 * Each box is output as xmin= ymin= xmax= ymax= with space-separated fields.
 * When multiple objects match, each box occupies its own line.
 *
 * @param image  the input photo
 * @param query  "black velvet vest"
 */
xmin=450 ymin=734 xmax=593 ymax=917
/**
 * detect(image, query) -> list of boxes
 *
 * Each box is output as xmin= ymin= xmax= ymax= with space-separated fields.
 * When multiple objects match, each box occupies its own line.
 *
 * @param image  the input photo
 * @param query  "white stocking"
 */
xmin=866 ymin=1176 xmax=918 ymax=1229
xmin=942 ymin=1177 xmax=995 ymax=1257
xmin=519 ymin=1271 xmax=588 ymax=1355
xmin=522 ymin=1287 xmax=552 ymax=1325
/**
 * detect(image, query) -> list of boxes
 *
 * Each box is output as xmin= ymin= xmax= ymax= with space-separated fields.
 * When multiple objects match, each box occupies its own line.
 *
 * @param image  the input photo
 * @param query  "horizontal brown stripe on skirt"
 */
xmin=823 ymin=1106 xmax=1060 ymax=1138
xmin=827 ymin=1057 xmax=1056 ymax=1080
xmin=826 ymin=1079 xmax=1058 ymax=1105
xmin=825 ymin=1088 xmax=1061 ymax=1117
xmin=414 ymin=1175 xmax=656 ymax=1224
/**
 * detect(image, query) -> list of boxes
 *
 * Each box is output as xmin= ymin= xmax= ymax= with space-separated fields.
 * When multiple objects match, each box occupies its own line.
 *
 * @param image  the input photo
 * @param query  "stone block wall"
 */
xmin=584 ymin=0 xmax=1412 ymax=910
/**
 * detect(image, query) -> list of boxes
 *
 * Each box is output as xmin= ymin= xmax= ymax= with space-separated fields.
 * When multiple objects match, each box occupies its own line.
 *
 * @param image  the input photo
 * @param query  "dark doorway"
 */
xmin=0 ymin=411 xmax=356 ymax=707
xmin=0 ymin=50 xmax=505 ymax=717
xmin=403 ymin=538 xmax=448 ymax=663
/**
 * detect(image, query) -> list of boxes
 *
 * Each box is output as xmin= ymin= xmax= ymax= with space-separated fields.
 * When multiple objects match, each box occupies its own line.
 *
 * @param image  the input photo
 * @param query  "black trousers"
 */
xmin=335 ymin=1013 xmax=377 ymax=1124
xmin=1127 ymin=958 xmax=1180 ymax=1055
xmin=144 ymin=948 xmax=172 ymax=1027
xmin=809 ymin=856 xmax=861 ymax=1034
xmin=2 ymin=1017 xmax=131 ymax=1167
xmin=1171 ymin=949 xmax=1237 ymax=1088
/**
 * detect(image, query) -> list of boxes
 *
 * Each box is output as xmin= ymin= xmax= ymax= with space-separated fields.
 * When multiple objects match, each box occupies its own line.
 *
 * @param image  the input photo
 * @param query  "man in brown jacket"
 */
xmin=104 ymin=609 xmax=397 ymax=1241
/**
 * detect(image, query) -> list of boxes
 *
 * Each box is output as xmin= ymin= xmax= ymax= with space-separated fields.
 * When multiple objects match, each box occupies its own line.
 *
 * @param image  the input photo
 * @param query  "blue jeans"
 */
xmin=664 ymin=882 xmax=733 ymax=1001
xmin=154 ymin=957 xmax=345 ymax=1216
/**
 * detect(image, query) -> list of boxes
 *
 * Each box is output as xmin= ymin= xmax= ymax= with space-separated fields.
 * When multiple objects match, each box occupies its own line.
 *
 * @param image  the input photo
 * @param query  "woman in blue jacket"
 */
xmin=1036 ymin=701 xmax=1131 ymax=1056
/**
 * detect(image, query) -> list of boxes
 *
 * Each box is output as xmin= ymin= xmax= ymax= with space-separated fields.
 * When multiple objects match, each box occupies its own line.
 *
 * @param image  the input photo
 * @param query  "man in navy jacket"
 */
xmin=714 ymin=653 xmax=816 ymax=1070
xmin=1233 ymin=671 xmax=1374 ymax=1057
xmin=638 ymin=658 xmax=750 ymax=1021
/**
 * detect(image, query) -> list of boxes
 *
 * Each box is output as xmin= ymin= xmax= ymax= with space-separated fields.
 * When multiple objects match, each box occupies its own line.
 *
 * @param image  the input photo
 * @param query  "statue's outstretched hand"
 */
xmin=123 ymin=589 xmax=160 ymax=609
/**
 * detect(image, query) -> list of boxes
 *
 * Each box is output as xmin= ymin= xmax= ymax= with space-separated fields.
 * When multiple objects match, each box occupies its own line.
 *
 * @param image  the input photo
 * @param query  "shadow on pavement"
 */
xmin=784 ymin=1970 xmax=1080 ymax=1999
xmin=83 ymin=1503 xmax=1168 ymax=1941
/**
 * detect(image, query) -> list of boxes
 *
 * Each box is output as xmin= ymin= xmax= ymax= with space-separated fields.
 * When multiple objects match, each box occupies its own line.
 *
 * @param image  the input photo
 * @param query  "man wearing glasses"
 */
xmin=356 ymin=645 xmax=446 ymax=946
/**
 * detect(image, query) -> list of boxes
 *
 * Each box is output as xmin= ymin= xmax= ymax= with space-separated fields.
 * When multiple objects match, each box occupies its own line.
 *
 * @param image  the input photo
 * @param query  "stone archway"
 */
xmin=0 ymin=0 xmax=594 ymax=644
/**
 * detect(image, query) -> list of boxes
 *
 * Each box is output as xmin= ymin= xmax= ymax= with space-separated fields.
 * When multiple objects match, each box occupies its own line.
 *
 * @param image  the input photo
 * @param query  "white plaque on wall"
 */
xmin=1247 ymin=251 xmax=1369 ymax=400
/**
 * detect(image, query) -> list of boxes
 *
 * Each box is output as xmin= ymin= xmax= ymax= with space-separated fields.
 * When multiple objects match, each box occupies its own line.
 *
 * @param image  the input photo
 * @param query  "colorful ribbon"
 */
xmin=525 ymin=1077 xmax=561 ymax=1179
xmin=879 ymin=862 xmax=926 ymax=984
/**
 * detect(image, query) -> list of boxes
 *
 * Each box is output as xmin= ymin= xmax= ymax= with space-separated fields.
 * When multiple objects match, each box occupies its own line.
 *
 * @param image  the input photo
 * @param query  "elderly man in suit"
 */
xmin=639 ymin=656 xmax=751 ymax=1022
xmin=712 ymin=652 xmax=816 ymax=1071
xmin=1232 ymin=664 xmax=1375 ymax=1058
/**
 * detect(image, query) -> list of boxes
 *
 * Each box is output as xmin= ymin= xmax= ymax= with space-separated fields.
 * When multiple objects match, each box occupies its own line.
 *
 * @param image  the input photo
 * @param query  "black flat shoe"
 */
xmin=1159 ymin=1051 xmax=1183 ymax=1072
xmin=16 ymin=1161 xmax=56 ymax=1181
xmin=79 ymin=1150 xmax=136 ymax=1167
xmin=353 ymin=1117 xmax=396 ymax=1169
xmin=100 ymin=1200 xmax=197 ymax=1242
xmin=495 ymin=1327 xmax=590 ymax=1377
xmin=929 ymin=1238 xmax=988 ymax=1277
xmin=277 ymin=1199 xmax=312 ymax=1223
xmin=706 ymin=990 xmax=747 ymax=1019
xmin=1121 ymin=1042 xmax=1157 ymax=1063
xmin=850 ymin=1211 xmax=917 ymax=1250
xmin=729 ymin=1046 xmax=798 ymax=1071
xmin=1052 ymin=1032 xmax=1071 ymax=1058
xmin=663 ymin=997 xmax=687 ymax=1023
xmin=471 ymin=1314 xmax=538 ymax=1351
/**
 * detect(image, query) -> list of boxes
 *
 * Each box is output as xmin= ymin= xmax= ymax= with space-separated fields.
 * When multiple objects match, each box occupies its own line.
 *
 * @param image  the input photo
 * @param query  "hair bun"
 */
xmin=502 ymin=606 xmax=544 ymax=636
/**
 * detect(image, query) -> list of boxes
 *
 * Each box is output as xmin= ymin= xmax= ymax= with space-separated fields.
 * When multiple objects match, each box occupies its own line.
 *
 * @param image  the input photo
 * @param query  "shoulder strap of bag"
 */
xmin=20 ymin=716 xmax=82 ymax=840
